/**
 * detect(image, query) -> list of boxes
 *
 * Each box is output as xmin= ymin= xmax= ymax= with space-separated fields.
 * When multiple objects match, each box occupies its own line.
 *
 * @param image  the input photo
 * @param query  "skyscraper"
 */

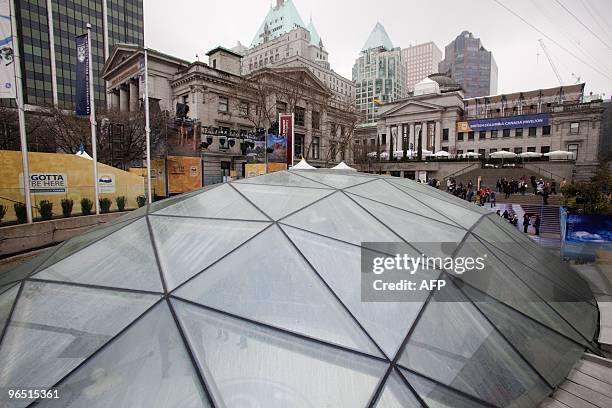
xmin=438 ymin=31 xmax=497 ymax=98
xmin=15 ymin=0 xmax=143 ymax=109
xmin=402 ymin=41 xmax=442 ymax=92
xmin=353 ymin=22 xmax=406 ymax=123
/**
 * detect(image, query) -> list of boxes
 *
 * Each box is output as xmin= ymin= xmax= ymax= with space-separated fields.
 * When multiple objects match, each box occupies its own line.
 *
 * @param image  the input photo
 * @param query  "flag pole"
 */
xmin=143 ymin=49 xmax=152 ymax=203
xmin=10 ymin=0 xmax=32 ymax=223
xmin=86 ymin=23 xmax=99 ymax=215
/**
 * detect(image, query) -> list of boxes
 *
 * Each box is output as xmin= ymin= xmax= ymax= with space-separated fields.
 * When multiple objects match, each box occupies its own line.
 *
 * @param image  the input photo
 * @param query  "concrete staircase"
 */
xmin=496 ymin=193 xmax=562 ymax=206
xmin=453 ymin=167 xmax=550 ymax=190
xmin=488 ymin=203 xmax=561 ymax=237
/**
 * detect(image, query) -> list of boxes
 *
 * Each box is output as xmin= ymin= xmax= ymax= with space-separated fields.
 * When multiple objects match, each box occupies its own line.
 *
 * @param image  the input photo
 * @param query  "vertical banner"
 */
xmin=0 ymin=0 xmax=15 ymax=98
xmin=75 ymin=33 xmax=89 ymax=116
xmin=279 ymin=113 xmax=293 ymax=166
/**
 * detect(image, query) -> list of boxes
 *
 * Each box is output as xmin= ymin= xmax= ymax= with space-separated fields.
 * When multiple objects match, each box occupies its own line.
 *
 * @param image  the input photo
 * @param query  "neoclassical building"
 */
xmin=102 ymin=44 xmax=359 ymax=180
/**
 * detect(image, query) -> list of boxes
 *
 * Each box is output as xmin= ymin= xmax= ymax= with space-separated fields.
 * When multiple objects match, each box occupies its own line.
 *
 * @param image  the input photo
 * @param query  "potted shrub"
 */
xmin=38 ymin=200 xmax=53 ymax=220
xmin=14 ymin=202 xmax=27 ymax=224
xmin=81 ymin=198 xmax=93 ymax=215
xmin=99 ymin=198 xmax=112 ymax=213
xmin=136 ymin=195 xmax=147 ymax=208
xmin=0 ymin=204 xmax=6 ymax=223
xmin=115 ymin=196 xmax=127 ymax=211
xmin=61 ymin=198 xmax=74 ymax=217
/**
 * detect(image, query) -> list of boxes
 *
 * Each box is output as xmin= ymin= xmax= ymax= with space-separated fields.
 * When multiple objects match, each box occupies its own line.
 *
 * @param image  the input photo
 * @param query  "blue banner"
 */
xmin=75 ymin=33 xmax=89 ymax=116
xmin=565 ymin=214 xmax=612 ymax=243
xmin=266 ymin=134 xmax=287 ymax=163
xmin=468 ymin=114 xmax=549 ymax=131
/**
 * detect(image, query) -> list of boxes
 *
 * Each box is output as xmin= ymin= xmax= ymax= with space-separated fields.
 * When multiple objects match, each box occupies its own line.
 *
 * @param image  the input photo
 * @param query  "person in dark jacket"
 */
xmin=534 ymin=215 xmax=541 ymax=236
xmin=523 ymin=214 xmax=530 ymax=233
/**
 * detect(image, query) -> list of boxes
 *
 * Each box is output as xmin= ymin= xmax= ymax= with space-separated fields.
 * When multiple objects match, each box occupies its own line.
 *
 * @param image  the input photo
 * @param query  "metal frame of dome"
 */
xmin=0 ymin=169 xmax=601 ymax=407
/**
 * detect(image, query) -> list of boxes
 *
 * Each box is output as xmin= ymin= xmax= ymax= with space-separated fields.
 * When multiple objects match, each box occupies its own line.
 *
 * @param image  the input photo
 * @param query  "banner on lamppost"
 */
xmin=0 ymin=0 xmax=15 ymax=98
xmin=279 ymin=113 xmax=294 ymax=166
xmin=75 ymin=33 xmax=90 ymax=116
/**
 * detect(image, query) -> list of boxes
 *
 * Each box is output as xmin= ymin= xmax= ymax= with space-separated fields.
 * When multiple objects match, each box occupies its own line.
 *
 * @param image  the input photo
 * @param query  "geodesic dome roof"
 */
xmin=0 ymin=170 xmax=599 ymax=408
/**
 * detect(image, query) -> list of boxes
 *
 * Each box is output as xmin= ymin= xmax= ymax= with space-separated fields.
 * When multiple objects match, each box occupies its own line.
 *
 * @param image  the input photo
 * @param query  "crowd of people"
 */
xmin=495 ymin=209 xmax=541 ymax=236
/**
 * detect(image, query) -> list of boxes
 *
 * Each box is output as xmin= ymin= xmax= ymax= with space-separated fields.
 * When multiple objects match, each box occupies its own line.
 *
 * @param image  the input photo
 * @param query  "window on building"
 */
xmin=441 ymin=146 xmax=449 ymax=152
xmin=502 ymin=129 xmax=510 ymax=138
xmin=541 ymin=146 xmax=550 ymax=154
xmin=489 ymin=148 xmax=498 ymax=154
xmin=381 ymin=134 xmax=386 ymax=145
xmin=468 ymin=131 xmax=474 ymax=141
xmin=457 ymin=149 xmax=464 ymax=155
xmin=567 ymin=143 xmax=578 ymax=160
xmin=295 ymin=107 xmax=305 ymax=127
xmin=479 ymin=131 xmax=486 ymax=140
xmin=212 ymin=59 xmax=216 ymax=69
xmin=528 ymin=127 xmax=537 ymax=136
xmin=239 ymin=101 xmax=249 ymax=116
xmin=457 ymin=132 xmax=464 ymax=141
xmin=491 ymin=130 xmax=498 ymax=138
xmin=514 ymin=147 xmax=523 ymax=154
xmin=312 ymin=111 xmax=320 ymax=129
xmin=570 ymin=122 xmax=580 ymax=134
xmin=542 ymin=125 xmax=551 ymax=135
xmin=218 ymin=96 xmax=228 ymax=112
xmin=478 ymin=148 xmax=486 ymax=156
xmin=442 ymin=128 xmax=449 ymax=141
xmin=294 ymin=134 xmax=304 ymax=158
xmin=515 ymin=128 xmax=523 ymax=137
xmin=527 ymin=146 xmax=536 ymax=152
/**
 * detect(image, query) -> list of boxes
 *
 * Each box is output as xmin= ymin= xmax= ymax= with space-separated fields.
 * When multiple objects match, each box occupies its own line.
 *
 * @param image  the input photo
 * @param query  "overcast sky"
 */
xmin=146 ymin=0 xmax=612 ymax=97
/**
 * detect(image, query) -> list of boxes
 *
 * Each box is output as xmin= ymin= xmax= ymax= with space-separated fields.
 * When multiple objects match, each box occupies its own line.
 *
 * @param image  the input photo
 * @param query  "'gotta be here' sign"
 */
xmin=20 ymin=173 xmax=68 ymax=194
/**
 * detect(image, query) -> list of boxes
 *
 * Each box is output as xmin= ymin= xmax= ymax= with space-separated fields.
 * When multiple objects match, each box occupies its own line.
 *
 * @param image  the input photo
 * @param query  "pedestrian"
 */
xmin=490 ymin=190 xmax=496 ymax=207
xmin=502 ymin=209 xmax=509 ymax=220
xmin=543 ymin=186 xmax=549 ymax=205
xmin=551 ymin=180 xmax=557 ymax=195
xmin=446 ymin=178 xmax=452 ymax=192
xmin=531 ymin=175 xmax=537 ymax=194
xmin=496 ymin=179 xmax=502 ymax=193
xmin=534 ymin=215 xmax=541 ymax=236
xmin=523 ymin=214 xmax=530 ymax=233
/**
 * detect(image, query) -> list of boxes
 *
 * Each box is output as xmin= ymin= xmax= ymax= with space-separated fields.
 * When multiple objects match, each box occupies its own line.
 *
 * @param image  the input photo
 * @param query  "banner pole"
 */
xmin=10 ymin=0 xmax=32 ymax=223
xmin=143 ymin=49 xmax=152 ymax=203
xmin=86 ymin=24 xmax=99 ymax=215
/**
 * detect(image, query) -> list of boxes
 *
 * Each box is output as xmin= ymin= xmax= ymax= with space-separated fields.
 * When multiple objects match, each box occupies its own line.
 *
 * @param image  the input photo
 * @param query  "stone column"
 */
xmin=305 ymin=103 xmax=312 ymax=159
xmin=129 ymin=80 xmax=139 ymax=112
xmin=119 ymin=85 xmax=129 ymax=112
xmin=110 ymin=90 xmax=120 ymax=110
xmin=434 ymin=120 xmax=441 ymax=153
xmin=409 ymin=123 xmax=415 ymax=150
xmin=385 ymin=125 xmax=391 ymax=156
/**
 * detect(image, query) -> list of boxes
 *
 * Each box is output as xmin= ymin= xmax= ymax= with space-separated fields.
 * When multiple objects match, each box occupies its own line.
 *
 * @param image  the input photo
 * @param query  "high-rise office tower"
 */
xmin=402 ymin=41 xmax=442 ymax=92
xmin=15 ymin=0 xmax=143 ymax=109
xmin=438 ymin=31 xmax=497 ymax=98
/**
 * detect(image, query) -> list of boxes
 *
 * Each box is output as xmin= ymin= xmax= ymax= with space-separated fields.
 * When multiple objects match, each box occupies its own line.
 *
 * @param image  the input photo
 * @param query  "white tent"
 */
xmin=460 ymin=152 xmax=481 ymax=158
xmin=544 ymin=150 xmax=574 ymax=159
xmin=331 ymin=161 xmax=357 ymax=171
xmin=291 ymin=158 xmax=316 ymax=170
xmin=433 ymin=151 xmax=450 ymax=158
xmin=519 ymin=152 xmax=542 ymax=158
xmin=490 ymin=150 xmax=517 ymax=158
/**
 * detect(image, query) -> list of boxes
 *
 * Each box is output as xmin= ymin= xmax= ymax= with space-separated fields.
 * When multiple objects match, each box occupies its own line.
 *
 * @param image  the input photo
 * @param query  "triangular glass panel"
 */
xmin=234 ymin=170 xmax=330 ymax=188
xmin=349 ymin=194 xmax=467 ymax=257
xmin=0 ymin=282 xmax=15 ymax=295
xmin=292 ymin=170 xmax=378 ymax=189
xmin=35 ymin=218 xmax=163 ymax=292
xmin=173 ymin=299 xmax=388 ymax=408
xmin=453 ymin=234 xmax=592 ymax=348
xmin=156 ymin=183 xmax=269 ymax=220
xmin=460 ymin=284 xmax=586 ymax=386
xmin=281 ymin=192 xmax=400 ymax=245
xmin=388 ymin=181 xmax=483 ymax=229
xmin=0 ymin=245 xmax=64 ymax=287
xmin=0 ymin=284 xmax=19 ymax=337
xmin=400 ymin=369 xmax=492 ymax=408
xmin=233 ymin=183 xmax=334 ymax=220
xmin=148 ymin=187 xmax=214 ymax=215
xmin=38 ymin=302 xmax=209 ymax=408
xmin=398 ymin=280 xmax=551 ymax=407
xmin=175 ymin=225 xmax=381 ymax=356
xmin=346 ymin=178 xmax=451 ymax=222
xmin=282 ymin=224 xmax=432 ymax=358
xmin=150 ymin=215 xmax=270 ymax=291
xmin=35 ymin=218 xmax=141 ymax=273
xmin=374 ymin=369 xmax=421 ymax=407
xmin=0 ymin=281 xmax=160 ymax=408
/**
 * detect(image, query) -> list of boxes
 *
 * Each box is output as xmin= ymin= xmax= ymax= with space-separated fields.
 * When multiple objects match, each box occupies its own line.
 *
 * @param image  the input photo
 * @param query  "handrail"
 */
xmin=524 ymin=163 xmax=567 ymax=181
xmin=444 ymin=162 xmax=480 ymax=180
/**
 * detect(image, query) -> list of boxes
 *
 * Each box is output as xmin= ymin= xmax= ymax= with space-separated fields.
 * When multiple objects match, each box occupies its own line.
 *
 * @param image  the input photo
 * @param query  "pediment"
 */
xmin=383 ymin=100 xmax=444 ymax=117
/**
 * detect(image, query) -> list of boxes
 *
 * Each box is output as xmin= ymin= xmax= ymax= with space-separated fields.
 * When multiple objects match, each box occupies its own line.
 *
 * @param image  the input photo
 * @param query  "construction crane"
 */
xmin=538 ymin=39 xmax=563 ymax=85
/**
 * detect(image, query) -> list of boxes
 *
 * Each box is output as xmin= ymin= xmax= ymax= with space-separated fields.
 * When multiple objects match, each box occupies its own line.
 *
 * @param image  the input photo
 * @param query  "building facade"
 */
xmin=237 ymin=0 xmax=354 ymax=108
xmin=15 ymin=0 xmax=143 ymax=109
xmin=438 ymin=31 xmax=497 ymax=98
xmin=401 ymin=41 xmax=442 ymax=92
xmin=102 ymin=45 xmax=359 ymax=181
xmin=353 ymin=22 xmax=406 ymax=124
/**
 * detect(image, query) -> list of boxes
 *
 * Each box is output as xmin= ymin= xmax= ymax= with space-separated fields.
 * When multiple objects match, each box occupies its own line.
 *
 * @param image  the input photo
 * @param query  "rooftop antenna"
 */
xmin=196 ymin=53 xmax=199 ymax=62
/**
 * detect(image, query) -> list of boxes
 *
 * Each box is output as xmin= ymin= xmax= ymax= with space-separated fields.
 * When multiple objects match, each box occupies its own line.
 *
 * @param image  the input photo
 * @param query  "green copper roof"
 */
xmin=361 ymin=22 xmax=394 ymax=52
xmin=307 ymin=18 xmax=322 ymax=47
xmin=250 ymin=0 xmax=306 ymax=48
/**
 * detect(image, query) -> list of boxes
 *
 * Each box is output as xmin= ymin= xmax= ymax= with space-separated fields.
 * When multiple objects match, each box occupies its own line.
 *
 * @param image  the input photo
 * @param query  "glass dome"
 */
xmin=0 ymin=170 xmax=599 ymax=407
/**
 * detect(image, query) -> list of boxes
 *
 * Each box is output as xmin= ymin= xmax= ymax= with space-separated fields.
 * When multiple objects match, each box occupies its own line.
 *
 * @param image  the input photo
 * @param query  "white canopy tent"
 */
xmin=291 ymin=158 xmax=316 ymax=170
xmin=331 ymin=161 xmax=357 ymax=171
xmin=519 ymin=152 xmax=542 ymax=158
xmin=544 ymin=150 xmax=574 ymax=160
xmin=433 ymin=151 xmax=450 ymax=158
xmin=490 ymin=151 xmax=517 ymax=159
